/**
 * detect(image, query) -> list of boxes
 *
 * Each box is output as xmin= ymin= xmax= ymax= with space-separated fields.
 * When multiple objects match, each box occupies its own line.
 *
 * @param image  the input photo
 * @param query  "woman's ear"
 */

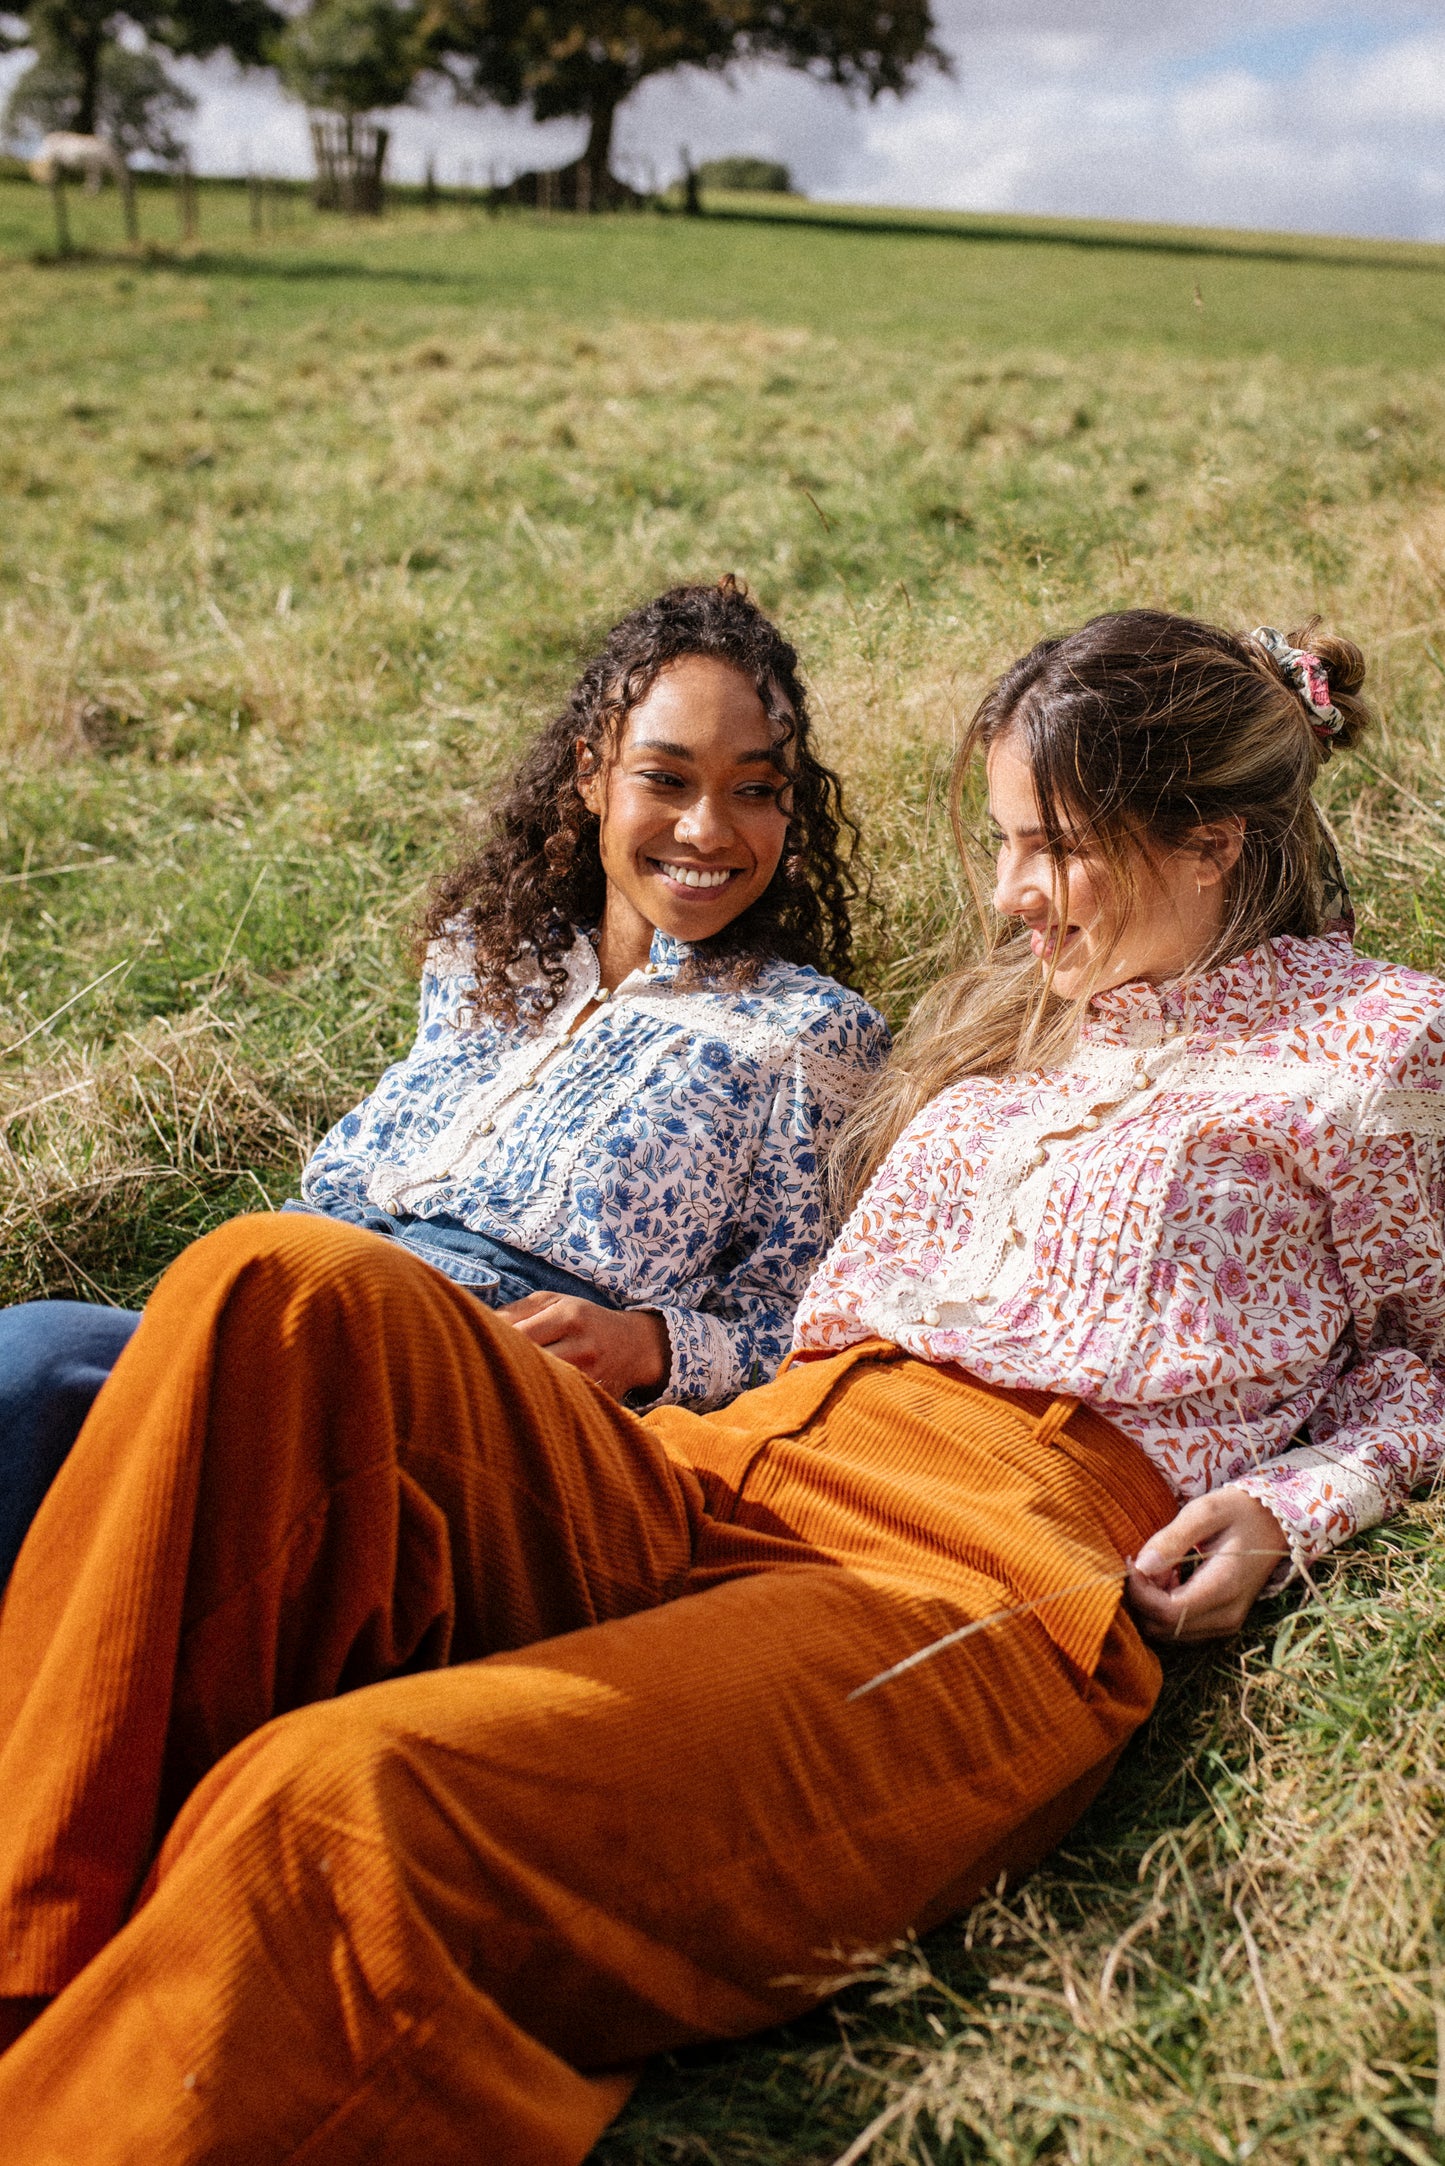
xmin=575 ymin=737 xmax=603 ymax=817
xmin=1193 ymin=817 xmax=1246 ymax=888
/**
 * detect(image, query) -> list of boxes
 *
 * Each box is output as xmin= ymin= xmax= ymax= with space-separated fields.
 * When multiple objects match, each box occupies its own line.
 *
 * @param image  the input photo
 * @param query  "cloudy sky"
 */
xmin=4 ymin=1 xmax=1444 ymax=239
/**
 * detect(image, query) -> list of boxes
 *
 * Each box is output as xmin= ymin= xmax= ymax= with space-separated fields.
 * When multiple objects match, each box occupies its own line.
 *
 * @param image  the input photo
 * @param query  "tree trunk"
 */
xmin=583 ymin=99 xmax=616 ymax=210
xmin=73 ymin=26 xmax=104 ymax=137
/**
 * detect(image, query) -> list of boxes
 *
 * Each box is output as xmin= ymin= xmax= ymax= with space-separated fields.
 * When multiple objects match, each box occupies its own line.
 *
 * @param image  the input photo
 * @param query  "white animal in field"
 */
xmin=29 ymin=133 xmax=127 ymax=190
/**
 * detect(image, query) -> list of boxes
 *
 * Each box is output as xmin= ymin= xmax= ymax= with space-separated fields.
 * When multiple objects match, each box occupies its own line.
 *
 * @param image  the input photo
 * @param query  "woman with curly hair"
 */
xmin=0 ymin=578 xmax=888 ymax=1577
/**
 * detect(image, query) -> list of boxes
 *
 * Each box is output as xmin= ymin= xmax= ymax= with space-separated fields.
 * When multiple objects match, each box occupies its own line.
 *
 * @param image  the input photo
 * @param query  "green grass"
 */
xmin=6 ymin=182 xmax=1445 ymax=2162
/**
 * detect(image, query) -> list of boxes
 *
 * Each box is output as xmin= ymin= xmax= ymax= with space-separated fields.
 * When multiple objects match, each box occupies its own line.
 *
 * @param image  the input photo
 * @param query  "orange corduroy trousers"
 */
xmin=0 ymin=1214 xmax=1175 ymax=2165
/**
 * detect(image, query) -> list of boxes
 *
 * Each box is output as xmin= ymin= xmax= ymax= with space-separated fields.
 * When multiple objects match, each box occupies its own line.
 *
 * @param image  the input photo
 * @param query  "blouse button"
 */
xmin=1029 ymin=1146 xmax=1047 ymax=1168
xmin=920 ymin=1308 xmax=941 ymax=1327
xmin=478 ymin=1120 xmax=495 ymax=1136
xmin=1080 ymin=1114 xmax=1100 ymax=1130
xmin=643 ymin=962 xmax=659 ymax=977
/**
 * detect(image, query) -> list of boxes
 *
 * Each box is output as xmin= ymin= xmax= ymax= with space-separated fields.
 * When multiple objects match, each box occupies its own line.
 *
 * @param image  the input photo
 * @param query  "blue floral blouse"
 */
xmin=301 ymin=929 xmax=890 ymax=1409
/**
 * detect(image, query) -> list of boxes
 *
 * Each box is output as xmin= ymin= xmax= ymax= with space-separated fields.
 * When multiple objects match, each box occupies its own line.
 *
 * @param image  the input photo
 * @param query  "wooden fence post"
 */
xmin=176 ymin=162 xmax=198 ymax=243
xmin=49 ymin=169 xmax=71 ymax=255
xmin=120 ymin=163 xmax=139 ymax=245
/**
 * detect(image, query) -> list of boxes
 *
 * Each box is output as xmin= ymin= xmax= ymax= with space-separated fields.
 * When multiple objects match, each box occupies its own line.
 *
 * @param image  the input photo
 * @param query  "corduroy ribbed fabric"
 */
xmin=0 ymin=1214 xmax=1176 ymax=2165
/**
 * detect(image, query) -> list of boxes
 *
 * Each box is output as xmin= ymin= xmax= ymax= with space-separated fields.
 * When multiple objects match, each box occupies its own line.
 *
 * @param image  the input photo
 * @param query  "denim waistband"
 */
xmin=282 ymin=1203 xmax=618 ymax=1310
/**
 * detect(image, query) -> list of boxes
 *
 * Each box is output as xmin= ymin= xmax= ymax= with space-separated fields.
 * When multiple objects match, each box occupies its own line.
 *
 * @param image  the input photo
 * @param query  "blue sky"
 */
xmin=4 ymin=2 xmax=1444 ymax=240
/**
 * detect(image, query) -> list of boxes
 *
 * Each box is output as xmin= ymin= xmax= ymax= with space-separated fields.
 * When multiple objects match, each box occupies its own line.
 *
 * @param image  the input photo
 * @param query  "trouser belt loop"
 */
xmin=1031 ymin=1395 xmax=1081 ymax=1449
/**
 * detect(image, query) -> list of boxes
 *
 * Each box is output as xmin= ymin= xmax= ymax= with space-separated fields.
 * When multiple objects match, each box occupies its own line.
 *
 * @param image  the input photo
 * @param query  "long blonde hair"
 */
xmin=830 ymin=608 xmax=1373 ymax=1213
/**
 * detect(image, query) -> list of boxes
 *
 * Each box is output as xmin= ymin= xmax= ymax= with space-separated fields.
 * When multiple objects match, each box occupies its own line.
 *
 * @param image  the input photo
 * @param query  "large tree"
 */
xmin=424 ymin=0 xmax=948 ymax=206
xmin=0 ymin=0 xmax=279 ymax=140
xmin=3 ymin=38 xmax=197 ymax=161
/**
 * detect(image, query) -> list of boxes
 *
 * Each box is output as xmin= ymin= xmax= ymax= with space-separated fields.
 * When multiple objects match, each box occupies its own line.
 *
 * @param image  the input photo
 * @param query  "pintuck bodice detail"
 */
xmin=302 ymin=929 xmax=890 ymax=1410
xmin=794 ymin=931 xmax=1445 ymax=1568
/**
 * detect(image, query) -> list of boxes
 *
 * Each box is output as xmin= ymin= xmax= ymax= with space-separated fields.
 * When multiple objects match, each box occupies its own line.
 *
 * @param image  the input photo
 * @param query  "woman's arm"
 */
xmin=1226 ymin=1128 xmax=1445 ymax=1574
xmin=629 ymin=998 xmax=891 ymax=1411
xmin=498 ymin=1294 xmax=670 ymax=1401
xmin=300 ymin=958 xmax=477 ymax=1215
xmin=1132 ymin=1127 xmax=1445 ymax=1641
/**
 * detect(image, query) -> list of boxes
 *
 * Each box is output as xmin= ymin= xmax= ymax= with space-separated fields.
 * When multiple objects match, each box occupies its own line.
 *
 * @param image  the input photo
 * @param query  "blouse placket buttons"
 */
xmin=478 ymin=984 xmax=610 ymax=1140
xmin=921 ymin=1040 xmax=1167 ymax=1331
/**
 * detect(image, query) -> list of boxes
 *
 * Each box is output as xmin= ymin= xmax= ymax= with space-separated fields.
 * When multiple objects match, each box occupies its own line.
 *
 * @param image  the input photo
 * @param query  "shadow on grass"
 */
xmin=701 ymin=203 xmax=1445 ymax=278
xmin=25 ymin=245 xmax=461 ymax=286
xmin=21 ymin=204 xmax=1445 ymax=291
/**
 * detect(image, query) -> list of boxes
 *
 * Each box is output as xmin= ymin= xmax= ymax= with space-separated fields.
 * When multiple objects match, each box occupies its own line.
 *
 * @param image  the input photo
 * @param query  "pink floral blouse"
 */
xmin=794 ymin=931 xmax=1445 ymax=1569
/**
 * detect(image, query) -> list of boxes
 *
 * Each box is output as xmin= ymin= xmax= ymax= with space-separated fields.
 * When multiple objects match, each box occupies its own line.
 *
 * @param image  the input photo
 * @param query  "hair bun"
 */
xmin=1286 ymin=624 xmax=1372 ymax=752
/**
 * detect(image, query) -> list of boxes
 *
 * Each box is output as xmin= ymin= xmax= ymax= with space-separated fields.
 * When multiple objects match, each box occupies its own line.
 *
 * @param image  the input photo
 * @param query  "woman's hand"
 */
xmin=1125 ymin=1487 xmax=1290 ymax=1644
xmin=497 ymin=1293 xmax=670 ymax=1402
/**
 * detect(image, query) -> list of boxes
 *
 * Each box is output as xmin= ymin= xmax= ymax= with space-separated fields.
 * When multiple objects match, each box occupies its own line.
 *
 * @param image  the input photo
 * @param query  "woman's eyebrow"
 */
xmin=631 ymin=739 xmax=784 ymax=767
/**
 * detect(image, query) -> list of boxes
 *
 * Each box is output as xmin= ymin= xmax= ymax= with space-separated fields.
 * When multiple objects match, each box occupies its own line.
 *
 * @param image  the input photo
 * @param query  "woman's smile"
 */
xmin=649 ymin=858 xmax=746 ymax=895
xmin=1027 ymin=920 xmax=1081 ymax=964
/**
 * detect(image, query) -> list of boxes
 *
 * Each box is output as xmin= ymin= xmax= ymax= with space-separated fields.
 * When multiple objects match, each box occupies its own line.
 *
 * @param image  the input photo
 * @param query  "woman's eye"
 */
xmin=637 ymin=770 xmax=685 ymax=789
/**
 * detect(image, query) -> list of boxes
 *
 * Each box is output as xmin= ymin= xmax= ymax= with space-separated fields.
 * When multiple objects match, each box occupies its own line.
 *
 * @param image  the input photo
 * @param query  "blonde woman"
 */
xmin=1 ymin=611 xmax=1439 ymax=2166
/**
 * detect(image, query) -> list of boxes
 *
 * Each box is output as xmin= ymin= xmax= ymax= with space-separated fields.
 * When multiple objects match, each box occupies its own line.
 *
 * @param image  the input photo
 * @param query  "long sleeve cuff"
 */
xmin=632 ymin=1304 xmax=785 ymax=1414
xmin=1233 ymin=1442 xmax=1391 ymax=1575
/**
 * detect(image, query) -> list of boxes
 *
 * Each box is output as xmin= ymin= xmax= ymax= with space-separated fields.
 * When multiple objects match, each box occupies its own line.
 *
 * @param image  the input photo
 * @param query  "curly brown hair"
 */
xmin=420 ymin=579 xmax=859 ymax=1027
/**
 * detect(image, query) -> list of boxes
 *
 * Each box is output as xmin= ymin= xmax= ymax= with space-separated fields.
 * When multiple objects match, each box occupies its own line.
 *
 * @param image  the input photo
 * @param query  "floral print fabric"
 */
xmin=303 ymin=930 xmax=890 ymax=1411
xmin=794 ymin=931 xmax=1445 ymax=1570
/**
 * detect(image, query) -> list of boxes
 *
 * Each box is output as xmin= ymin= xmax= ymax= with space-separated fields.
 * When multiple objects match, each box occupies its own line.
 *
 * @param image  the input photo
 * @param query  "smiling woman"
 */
xmin=0 ymin=579 xmax=889 ymax=1580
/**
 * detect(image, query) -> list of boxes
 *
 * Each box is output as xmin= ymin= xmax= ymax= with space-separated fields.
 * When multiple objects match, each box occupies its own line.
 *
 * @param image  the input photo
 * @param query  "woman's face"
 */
xmin=986 ymin=733 xmax=1236 ymax=1000
xmin=578 ymin=655 xmax=792 ymax=952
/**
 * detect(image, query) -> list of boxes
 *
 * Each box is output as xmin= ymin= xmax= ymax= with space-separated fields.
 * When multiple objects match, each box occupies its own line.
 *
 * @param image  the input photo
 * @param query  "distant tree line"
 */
xmin=1 ymin=0 xmax=945 ymax=198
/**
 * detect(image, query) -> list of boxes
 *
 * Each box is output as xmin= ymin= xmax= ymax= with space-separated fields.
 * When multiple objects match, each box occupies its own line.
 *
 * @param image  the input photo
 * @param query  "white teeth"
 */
xmin=659 ymin=863 xmax=733 ymax=889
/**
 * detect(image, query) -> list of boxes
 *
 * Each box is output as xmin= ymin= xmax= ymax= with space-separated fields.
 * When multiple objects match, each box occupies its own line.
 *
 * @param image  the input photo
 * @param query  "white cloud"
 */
xmin=1173 ymin=71 xmax=1275 ymax=143
xmin=1345 ymin=30 xmax=1445 ymax=123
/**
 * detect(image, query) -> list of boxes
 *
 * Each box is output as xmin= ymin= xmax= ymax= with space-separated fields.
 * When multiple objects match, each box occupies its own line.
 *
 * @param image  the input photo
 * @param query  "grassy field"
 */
xmin=5 ymin=179 xmax=1445 ymax=2162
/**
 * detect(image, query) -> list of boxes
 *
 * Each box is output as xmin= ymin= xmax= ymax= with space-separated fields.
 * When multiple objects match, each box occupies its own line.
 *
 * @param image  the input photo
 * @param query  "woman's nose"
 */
xmin=675 ymin=794 xmax=732 ymax=850
xmin=992 ymin=846 xmax=1046 ymax=918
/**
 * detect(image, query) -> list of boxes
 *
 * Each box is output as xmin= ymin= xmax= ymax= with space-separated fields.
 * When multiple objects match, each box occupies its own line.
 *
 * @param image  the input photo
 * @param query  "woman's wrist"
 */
xmin=621 ymin=1308 xmax=671 ymax=1398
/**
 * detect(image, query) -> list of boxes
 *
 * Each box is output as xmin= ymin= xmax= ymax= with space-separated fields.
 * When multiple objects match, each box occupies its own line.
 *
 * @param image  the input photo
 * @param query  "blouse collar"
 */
xmin=1080 ymin=928 xmax=1356 ymax=1049
xmin=646 ymin=929 xmax=693 ymax=976
xmin=558 ymin=926 xmax=694 ymax=1000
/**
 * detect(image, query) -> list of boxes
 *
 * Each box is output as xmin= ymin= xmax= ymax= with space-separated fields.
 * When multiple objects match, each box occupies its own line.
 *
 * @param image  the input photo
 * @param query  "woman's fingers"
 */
xmin=1131 ymin=1493 xmax=1233 ymax=1583
xmin=502 ymin=1297 xmax=577 ymax=1338
xmin=1125 ymin=1487 xmax=1289 ymax=1644
xmin=1126 ymin=1552 xmax=1254 ymax=1641
xmin=493 ymin=1298 xmax=669 ymax=1399
xmin=496 ymin=1291 xmax=565 ymax=1324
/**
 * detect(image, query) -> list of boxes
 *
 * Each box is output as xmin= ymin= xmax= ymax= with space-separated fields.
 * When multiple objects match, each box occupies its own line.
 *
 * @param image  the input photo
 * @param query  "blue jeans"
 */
xmin=0 ymin=1213 xmax=615 ymax=1584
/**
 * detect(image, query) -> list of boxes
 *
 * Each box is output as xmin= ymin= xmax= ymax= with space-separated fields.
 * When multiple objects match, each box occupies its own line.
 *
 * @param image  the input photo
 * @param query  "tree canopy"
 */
xmin=0 ymin=0 xmax=280 ymax=137
xmin=2 ymin=37 xmax=197 ymax=160
xmin=273 ymin=0 xmax=423 ymax=119
xmin=424 ymin=0 xmax=948 ymax=198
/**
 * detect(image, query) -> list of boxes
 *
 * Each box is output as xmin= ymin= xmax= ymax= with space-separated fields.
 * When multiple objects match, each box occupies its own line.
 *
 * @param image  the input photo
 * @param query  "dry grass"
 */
xmin=5 ymin=185 xmax=1445 ymax=2161
xmin=818 ymin=1511 xmax=1445 ymax=2165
